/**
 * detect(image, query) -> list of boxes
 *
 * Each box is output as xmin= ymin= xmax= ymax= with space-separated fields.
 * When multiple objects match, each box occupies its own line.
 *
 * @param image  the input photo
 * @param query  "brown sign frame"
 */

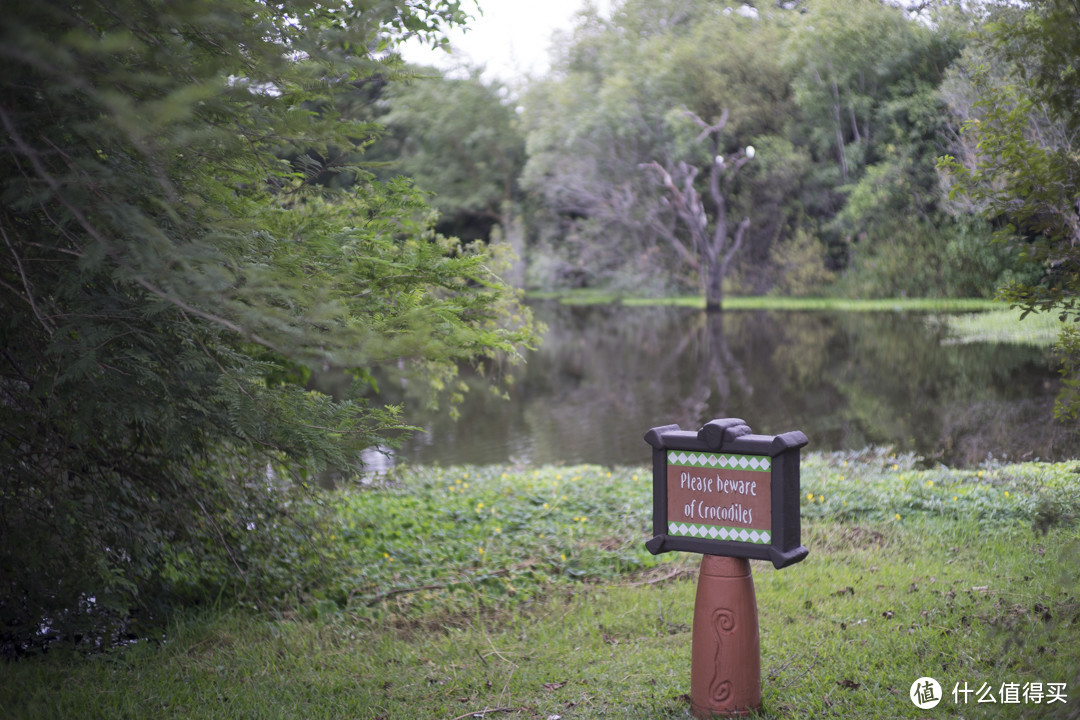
xmin=644 ymin=418 xmax=809 ymax=569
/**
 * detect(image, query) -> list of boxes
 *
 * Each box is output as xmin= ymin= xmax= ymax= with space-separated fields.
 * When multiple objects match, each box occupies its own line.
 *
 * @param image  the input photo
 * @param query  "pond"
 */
xmin=377 ymin=302 xmax=1080 ymax=470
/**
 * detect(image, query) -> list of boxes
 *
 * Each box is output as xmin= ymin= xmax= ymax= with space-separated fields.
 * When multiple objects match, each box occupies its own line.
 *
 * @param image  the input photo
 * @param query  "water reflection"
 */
xmin=387 ymin=302 xmax=1080 ymax=469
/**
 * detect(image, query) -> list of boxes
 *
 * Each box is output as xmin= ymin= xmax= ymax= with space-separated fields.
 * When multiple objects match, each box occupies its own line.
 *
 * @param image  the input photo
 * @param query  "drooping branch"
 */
xmin=0 ymin=223 xmax=54 ymax=337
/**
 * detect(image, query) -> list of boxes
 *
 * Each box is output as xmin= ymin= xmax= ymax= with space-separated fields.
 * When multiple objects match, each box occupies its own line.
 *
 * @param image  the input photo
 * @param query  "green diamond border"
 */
xmin=667 ymin=450 xmax=771 ymax=472
xmin=667 ymin=522 xmax=772 ymax=544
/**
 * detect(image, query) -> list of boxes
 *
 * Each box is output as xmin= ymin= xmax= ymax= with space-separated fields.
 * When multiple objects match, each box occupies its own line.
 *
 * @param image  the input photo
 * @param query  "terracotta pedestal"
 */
xmin=690 ymin=555 xmax=761 ymax=718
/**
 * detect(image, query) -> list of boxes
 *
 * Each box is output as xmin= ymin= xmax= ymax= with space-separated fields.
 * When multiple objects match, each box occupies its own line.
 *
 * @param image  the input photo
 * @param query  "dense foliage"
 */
xmin=0 ymin=0 xmax=538 ymax=651
xmin=939 ymin=0 xmax=1080 ymax=418
xmin=377 ymin=0 xmax=1061 ymax=307
xmin=379 ymin=0 xmax=1078 ymax=408
xmin=509 ymin=0 xmax=1002 ymax=300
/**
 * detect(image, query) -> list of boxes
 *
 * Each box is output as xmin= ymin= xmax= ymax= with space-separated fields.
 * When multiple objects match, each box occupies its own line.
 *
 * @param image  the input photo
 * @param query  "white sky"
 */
xmin=398 ymin=0 xmax=939 ymax=84
xmin=399 ymin=0 xmax=614 ymax=84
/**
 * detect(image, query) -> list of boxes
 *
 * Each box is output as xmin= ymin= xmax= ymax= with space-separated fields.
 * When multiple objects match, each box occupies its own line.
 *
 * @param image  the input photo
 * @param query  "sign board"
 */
xmin=644 ymin=418 xmax=808 ymax=569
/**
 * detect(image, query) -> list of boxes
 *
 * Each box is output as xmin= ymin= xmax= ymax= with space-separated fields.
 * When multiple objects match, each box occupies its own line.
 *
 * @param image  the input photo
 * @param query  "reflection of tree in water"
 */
xmin=671 ymin=311 xmax=751 ymax=428
xmin=768 ymin=312 xmax=1079 ymax=465
xmin=529 ymin=306 xmax=757 ymax=438
xmin=388 ymin=303 xmax=1080 ymax=467
xmin=520 ymin=303 xmax=705 ymax=459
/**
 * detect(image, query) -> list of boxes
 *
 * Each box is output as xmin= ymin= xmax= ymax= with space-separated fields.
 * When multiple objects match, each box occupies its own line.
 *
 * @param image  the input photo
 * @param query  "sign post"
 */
xmin=644 ymin=418 xmax=808 ymax=718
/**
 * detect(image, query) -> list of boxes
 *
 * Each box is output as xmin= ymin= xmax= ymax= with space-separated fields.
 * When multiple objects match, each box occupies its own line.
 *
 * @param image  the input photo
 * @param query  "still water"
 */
xmin=381 ymin=302 xmax=1080 ymax=469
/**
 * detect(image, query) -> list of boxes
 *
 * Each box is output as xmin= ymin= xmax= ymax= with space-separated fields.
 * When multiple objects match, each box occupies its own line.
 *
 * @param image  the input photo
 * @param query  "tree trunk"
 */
xmin=705 ymin=256 xmax=724 ymax=312
xmin=831 ymin=79 xmax=848 ymax=182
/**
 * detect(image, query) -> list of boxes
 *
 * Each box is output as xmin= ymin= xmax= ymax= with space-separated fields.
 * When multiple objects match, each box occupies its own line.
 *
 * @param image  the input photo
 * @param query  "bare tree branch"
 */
xmin=641 ymin=108 xmax=754 ymax=310
xmin=0 ymin=224 xmax=54 ymax=337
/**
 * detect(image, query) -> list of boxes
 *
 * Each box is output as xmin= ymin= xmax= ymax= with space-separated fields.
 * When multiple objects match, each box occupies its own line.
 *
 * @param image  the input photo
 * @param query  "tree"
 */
xmin=783 ymin=0 xmax=919 ymax=184
xmin=520 ymin=15 xmax=686 ymax=293
xmin=381 ymin=69 xmax=525 ymax=240
xmin=637 ymin=8 xmax=804 ymax=305
xmin=641 ymin=109 xmax=755 ymax=311
xmin=0 ymin=0 xmax=537 ymax=649
xmin=521 ymin=2 xmax=803 ymax=297
xmin=378 ymin=68 xmax=528 ymax=283
xmin=938 ymin=0 xmax=1080 ymax=417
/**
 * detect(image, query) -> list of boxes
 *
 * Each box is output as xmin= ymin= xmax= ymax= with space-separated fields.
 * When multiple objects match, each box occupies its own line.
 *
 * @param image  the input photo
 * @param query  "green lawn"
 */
xmin=528 ymin=290 xmax=1000 ymax=314
xmin=2 ymin=455 xmax=1078 ymax=719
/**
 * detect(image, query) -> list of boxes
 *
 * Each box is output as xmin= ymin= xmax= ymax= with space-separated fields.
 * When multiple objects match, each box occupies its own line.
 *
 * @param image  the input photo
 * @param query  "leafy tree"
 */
xmin=376 ymin=68 xmax=528 ymax=284
xmin=640 ymin=9 xmax=806 ymax=304
xmin=0 ymin=0 xmax=537 ymax=650
xmin=780 ymin=0 xmax=1018 ymax=297
xmin=521 ymin=2 xmax=807 ymax=297
xmin=521 ymin=9 xmax=688 ymax=293
xmin=939 ymin=0 xmax=1080 ymax=416
xmin=783 ymin=0 xmax=919 ymax=184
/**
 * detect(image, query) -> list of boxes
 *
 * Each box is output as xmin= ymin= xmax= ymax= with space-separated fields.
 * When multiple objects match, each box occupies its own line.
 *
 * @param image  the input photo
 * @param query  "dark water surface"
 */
xmin=382 ymin=302 xmax=1080 ymax=469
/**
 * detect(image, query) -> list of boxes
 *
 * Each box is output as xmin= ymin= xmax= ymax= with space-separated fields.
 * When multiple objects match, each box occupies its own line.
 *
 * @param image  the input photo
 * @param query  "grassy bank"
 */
xmin=2 ymin=455 xmax=1078 ymax=719
xmin=529 ymin=291 xmax=1065 ymax=347
xmin=939 ymin=307 xmax=1065 ymax=347
xmin=527 ymin=290 xmax=999 ymax=313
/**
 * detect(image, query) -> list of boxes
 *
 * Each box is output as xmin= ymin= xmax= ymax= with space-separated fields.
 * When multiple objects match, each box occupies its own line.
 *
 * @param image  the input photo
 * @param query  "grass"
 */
xmin=530 ymin=290 xmax=1067 ymax=347
xmin=2 ymin=455 xmax=1079 ymax=719
xmin=939 ymin=307 xmax=1065 ymax=347
xmin=527 ymin=289 xmax=1000 ymax=313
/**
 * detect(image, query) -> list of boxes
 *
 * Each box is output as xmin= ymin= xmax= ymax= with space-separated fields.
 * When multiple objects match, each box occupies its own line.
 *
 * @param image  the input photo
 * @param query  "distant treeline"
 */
xmin=374 ymin=0 xmax=1065 ymax=302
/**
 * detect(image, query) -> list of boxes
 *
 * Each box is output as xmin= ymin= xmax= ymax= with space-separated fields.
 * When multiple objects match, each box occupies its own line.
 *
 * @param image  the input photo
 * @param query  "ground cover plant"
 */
xmin=1 ymin=454 xmax=1077 ymax=719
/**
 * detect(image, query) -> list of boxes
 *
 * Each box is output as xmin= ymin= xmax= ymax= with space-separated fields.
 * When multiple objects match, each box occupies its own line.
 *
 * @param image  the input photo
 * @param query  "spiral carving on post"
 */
xmin=709 ymin=607 xmax=737 ymax=703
